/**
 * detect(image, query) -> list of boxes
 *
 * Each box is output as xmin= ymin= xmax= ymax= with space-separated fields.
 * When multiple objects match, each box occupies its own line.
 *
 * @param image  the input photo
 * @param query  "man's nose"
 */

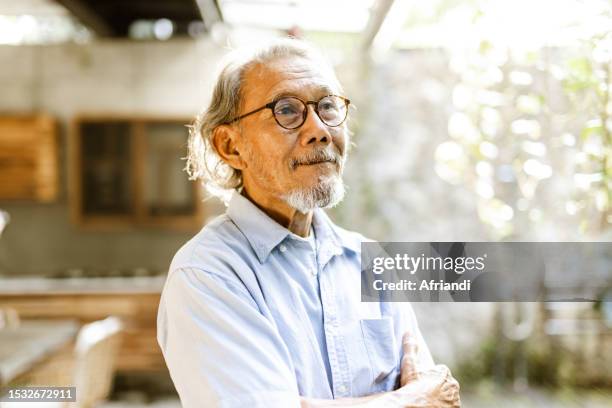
xmin=299 ymin=105 xmax=332 ymax=146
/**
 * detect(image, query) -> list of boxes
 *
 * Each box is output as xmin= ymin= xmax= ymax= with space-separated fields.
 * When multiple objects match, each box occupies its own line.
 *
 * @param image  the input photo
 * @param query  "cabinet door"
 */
xmin=139 ymin=121 xmax=202 ymax=228
xmin=73 ymin=121 xmax=134 ymax=225
xmin=71 ymin=117 xmax=204 ymax=230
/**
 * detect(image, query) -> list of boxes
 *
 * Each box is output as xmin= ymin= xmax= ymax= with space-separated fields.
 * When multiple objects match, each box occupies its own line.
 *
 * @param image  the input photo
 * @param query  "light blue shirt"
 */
xmin=157 ymin=191 xmax=434 ymax=408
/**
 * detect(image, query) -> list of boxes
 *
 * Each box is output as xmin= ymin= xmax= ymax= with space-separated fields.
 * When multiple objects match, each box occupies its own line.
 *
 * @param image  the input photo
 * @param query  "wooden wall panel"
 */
xmin=0 ymin=115 xmax=58 ymax=202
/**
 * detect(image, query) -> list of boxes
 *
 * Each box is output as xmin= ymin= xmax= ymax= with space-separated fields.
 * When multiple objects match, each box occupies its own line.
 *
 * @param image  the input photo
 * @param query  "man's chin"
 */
xmin=282 ymin=175 xmax=346 ymax=213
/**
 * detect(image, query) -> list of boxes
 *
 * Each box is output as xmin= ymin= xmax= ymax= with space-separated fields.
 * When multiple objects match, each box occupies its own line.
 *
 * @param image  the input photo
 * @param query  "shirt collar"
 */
xmin=227 ymin=190 xmax=290 ymax=263
xmin=226 ymin=190 xmax=360 ymax=264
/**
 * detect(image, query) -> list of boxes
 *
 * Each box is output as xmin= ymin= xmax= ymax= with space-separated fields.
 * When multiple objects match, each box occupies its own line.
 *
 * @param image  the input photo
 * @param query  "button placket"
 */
xmin=320 ymin=266 xmax=352 ymax=397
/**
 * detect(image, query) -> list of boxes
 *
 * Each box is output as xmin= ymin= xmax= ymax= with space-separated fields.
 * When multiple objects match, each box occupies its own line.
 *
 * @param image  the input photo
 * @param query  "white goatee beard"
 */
xmin=282 ymin=174 xmax=346 ymax=214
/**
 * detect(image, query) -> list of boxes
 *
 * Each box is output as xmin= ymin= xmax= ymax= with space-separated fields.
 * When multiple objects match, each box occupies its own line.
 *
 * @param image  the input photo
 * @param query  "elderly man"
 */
xmin=157 ymin=39 xmax=460 ymax=408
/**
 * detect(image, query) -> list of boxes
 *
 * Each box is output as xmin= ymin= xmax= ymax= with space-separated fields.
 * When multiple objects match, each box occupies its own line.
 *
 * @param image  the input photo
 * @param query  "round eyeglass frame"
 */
xmin=227 ymin=94 xmax=351 ymax=130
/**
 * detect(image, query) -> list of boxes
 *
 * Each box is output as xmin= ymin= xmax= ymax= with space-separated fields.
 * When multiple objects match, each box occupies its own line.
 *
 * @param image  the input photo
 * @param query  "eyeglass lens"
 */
xmin=273 ymin=96 xmax=347 ymax=129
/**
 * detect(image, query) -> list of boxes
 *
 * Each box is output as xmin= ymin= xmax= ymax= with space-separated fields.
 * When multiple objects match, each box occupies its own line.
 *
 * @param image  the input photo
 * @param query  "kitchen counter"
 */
xmin=0 ymin=275 xmax=166 ymax=295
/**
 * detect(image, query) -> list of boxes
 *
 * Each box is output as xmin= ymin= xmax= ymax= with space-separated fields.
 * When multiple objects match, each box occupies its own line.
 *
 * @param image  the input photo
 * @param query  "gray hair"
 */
xmin=184 ymin=38 xmax=342 ymax=203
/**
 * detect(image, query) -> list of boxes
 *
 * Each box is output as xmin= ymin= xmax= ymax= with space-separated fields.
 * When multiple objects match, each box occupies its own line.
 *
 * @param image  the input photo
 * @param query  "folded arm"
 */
xmin=300 ymin=333 xmax=461 ymax=408
xmin=158 ymin=268 xmax=460 ymax=408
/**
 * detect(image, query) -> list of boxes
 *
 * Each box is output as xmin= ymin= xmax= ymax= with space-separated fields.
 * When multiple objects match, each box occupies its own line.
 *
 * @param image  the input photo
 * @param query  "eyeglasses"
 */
xmin=227 ymin=94 xmax=350 ymax=130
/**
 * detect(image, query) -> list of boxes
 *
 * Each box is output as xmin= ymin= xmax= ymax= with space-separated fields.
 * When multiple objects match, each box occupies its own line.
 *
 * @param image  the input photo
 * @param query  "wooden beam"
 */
xmin=54 ymin=0 xmax=114 ymax=36
xmin=360 ymin=0 xmax=395 ymax=52
xmin=194 ymin=0 xmax=223 ymax=30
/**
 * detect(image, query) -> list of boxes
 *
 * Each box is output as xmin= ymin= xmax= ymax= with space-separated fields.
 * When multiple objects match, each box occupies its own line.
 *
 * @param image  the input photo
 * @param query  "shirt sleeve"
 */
xmin=157 ymin=267 xmax=301 ymax=408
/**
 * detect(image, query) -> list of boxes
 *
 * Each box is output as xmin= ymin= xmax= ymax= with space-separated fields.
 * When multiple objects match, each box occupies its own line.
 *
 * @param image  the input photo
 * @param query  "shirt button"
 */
xmin=279 ymin=245 xmax=287 ymax=253
xmin=337 ymin=385 xmax=347 ymax=393
xmin=311 ymin=268 xmax=317 ymax=276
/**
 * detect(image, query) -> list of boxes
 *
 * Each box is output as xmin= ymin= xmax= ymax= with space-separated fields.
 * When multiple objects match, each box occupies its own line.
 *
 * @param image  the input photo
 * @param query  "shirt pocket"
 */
xmin=359 ymin=317 xmax=399 ymax=391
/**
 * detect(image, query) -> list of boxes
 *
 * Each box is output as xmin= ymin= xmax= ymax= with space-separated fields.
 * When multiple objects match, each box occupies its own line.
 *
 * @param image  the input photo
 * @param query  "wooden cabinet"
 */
xmin=0 ymin=114 xmax=58 ymax=202
xmin=70 ymin=116 xmax=203 ymax=230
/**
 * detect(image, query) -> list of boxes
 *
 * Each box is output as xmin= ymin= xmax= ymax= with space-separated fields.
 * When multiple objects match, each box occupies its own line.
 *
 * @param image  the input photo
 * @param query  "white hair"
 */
xmin=185 ymin=38 xmax=342 ymax=204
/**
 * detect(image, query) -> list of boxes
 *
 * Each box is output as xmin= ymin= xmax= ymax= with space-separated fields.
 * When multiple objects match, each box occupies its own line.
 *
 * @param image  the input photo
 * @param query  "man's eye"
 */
xmin=276 ymin=105 xmax=299 ymax=115
xmin=320 ymin=102 xmax=339 ymax=111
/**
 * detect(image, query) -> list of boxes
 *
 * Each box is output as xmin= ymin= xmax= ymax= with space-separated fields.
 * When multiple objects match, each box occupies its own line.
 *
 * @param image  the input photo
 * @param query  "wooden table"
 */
xmin=0 ymin=319 xmax=79 ymax=386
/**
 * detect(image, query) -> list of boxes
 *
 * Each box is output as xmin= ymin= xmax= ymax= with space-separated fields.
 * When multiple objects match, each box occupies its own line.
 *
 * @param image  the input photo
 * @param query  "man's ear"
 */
xmin=212 ymin=125 xmax=247 ymax=170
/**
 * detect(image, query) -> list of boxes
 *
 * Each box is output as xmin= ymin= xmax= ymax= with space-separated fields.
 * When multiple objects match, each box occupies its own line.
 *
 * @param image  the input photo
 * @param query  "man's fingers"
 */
xmin=402 ymin=331 xmax=419 ymax=356
xmin=400 ymin=332 xmax=419 ymax=386
xmin=439 ymin=370 xmax=461 ymax=405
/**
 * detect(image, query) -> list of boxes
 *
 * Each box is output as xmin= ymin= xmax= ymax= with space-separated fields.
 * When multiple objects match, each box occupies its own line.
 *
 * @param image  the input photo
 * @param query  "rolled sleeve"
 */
xmin=157 ymin=267 xmax=300 ymax=408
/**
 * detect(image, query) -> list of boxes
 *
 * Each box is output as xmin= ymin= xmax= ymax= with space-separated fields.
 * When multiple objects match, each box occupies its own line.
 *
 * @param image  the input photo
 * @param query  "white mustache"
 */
xmin=290 ymin=149 xmax=343 ymax=169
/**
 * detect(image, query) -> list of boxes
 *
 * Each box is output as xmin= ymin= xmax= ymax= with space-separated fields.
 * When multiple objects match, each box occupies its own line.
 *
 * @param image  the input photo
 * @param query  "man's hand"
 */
xmin=393 ymin=332 xmax=461 ymax=407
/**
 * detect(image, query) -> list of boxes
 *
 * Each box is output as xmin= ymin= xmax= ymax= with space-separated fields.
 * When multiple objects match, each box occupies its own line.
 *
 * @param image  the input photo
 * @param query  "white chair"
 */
xmin=73 ymin=316 xmax=123 ymax=408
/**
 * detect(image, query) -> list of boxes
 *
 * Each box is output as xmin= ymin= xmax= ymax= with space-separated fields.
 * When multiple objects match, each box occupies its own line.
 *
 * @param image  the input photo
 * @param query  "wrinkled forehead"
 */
xmin=241 ymin=56 xmax=343 ymax=106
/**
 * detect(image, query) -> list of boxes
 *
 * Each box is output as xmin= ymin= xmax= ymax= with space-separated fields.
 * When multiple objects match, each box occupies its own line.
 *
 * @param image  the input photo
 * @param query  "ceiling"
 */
xmin=53 ymin=0 xmax=213 ymax=37
xmin=0 ymin=0 xmax=383 ymax=45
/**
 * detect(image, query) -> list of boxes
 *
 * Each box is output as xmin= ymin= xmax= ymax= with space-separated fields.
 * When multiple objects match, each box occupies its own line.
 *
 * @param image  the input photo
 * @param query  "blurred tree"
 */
xmin=562 ymin=30 xmax=612 ymax=233
xmin=435 ymin=1 xmax=611 ymax=239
